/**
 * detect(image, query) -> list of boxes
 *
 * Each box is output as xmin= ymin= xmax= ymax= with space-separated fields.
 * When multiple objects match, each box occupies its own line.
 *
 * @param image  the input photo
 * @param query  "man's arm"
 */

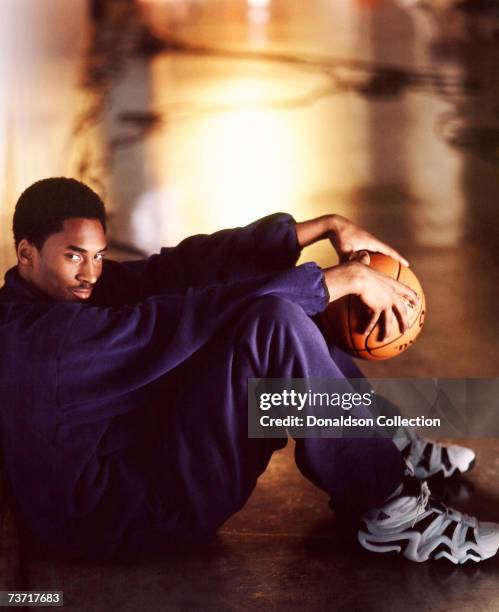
xmin=91 ymin=213 xmax=302 ymax=306
xmin=294 ymin=215 xmax=333 ymax=248
xmin=295 ymin=214 xmax=409 ymax=266
xmin=93 ymin=212 xmax=409 ymax=308
xmin=58 ymin=263 xmax=328 ymax=414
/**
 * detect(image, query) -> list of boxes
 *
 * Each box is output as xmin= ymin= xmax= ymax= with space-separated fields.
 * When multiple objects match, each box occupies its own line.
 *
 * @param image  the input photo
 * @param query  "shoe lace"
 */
xmin=411 ymin=481 xmax=431 ymax=527
xmin=413 ymin=484 xmax=477 ymax=528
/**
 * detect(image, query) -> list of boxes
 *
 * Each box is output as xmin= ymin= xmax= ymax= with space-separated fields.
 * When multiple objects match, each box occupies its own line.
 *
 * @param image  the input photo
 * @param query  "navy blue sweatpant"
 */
xmin=120 ymin=296 xmax=406 ymax=558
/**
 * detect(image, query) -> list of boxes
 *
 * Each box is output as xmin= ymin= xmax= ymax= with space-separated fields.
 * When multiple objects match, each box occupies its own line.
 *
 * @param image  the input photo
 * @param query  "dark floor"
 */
xmin=3 ymin=0 xmax=499 ymax=610
xmin=25 ymin=440 xmax=499 ymax=611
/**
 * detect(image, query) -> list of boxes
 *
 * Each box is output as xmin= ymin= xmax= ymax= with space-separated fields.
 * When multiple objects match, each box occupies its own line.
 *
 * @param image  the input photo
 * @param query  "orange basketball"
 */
xmin=321 ymin=253 xmax=426 ymax=360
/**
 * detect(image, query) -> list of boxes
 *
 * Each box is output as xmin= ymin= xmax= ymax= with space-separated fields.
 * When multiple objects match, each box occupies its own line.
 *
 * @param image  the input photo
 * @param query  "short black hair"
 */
xmin=13 ymin=177 xmax=107 ymax=249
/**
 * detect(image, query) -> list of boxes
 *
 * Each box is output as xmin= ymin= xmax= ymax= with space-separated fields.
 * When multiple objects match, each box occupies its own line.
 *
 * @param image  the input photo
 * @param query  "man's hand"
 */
xmin=329 ymin=214 xmax=409 ymax=267
xmin=323 ymin=257 xmax=419 ymax=340
xmin=295 ymin=214 xmax=409 ymax=267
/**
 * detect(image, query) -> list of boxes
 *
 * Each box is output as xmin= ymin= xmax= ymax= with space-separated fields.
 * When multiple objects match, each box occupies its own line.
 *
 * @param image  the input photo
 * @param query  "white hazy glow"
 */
xmin=247 ymin=0 xmax=270 ymax=7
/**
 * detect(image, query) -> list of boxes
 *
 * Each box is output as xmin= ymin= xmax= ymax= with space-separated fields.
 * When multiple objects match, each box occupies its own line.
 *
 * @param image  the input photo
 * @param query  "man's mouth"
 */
xmin=71 ymin=287 xmax=94 ymax=300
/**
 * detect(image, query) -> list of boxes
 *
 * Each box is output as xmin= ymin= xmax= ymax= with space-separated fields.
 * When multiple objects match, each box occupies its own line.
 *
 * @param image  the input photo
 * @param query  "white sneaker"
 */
xmin=358 ymin=478 xmax=499 ymax=564
xmin=394 ymin=430 xmax=476 ymax=479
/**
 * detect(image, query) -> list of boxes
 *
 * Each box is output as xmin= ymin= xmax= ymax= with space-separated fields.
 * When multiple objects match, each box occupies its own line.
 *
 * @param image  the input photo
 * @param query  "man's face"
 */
xmin=23 ymin=218 xmax=107 ymax=302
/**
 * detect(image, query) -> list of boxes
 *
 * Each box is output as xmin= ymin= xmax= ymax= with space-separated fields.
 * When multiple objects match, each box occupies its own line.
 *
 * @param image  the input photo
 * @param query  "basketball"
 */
xmin=321 ymin=253 xmax=426 ymax=360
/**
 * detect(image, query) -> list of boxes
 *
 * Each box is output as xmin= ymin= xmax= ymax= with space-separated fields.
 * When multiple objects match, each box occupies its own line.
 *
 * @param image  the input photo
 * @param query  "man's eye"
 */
xmin=95 ymin=253 xmax=105 ymax=263
xmin=66 ymin=253 xmax=82 ymax=262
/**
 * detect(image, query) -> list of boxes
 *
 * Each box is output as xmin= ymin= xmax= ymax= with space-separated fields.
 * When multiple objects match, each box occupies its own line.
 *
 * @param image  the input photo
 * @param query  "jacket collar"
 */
xmin=0 ymin=267 xmax=56 ymax=303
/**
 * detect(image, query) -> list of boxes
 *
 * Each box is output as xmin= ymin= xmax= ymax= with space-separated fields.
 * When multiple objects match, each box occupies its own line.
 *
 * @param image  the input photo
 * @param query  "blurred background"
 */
xmin=2 ymin=0 xmax=499 ymax=377
xmin=3 ymin=1 xmax=499 ymax=609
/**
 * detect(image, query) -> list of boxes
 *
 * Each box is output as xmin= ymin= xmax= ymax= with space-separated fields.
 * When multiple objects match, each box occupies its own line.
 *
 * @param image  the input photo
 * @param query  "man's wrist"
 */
xmin=320 ymin=271 xmax=331 ymax=304
xmin=323 ymin=262 xmax=362 ymax=303
xmin=327 ymin=213 xmax=346 ymax=237
xmin=295 ymin=216 xmax=327 ymax=247
xmin=295 ymin=214 xmax=342 ymax=248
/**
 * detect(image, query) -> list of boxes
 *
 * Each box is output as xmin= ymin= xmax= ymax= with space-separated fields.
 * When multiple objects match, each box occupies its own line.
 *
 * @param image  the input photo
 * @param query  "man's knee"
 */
xmin=239 ymin=295 xmax=314 ymax=331
xmin=232 ymin=295 xmax=328 ymax=377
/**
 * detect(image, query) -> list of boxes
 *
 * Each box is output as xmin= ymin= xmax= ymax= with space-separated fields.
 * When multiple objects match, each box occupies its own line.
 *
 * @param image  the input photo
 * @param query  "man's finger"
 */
xmin=359 ymin=250 xmax=370 ymax=265
xmin=364 ymin=309 xmax=381 ymax=336
xmin=389 ymin=278 xmax=419 ymax=307
xmin=400 ymin=287 xmax=419 ymax=308
xmin=375 ymin=244 xmax=410 ymax=267
xmin=349 ymin=250 xmax=370 ymax=265
xmin=382 ymin=308 xmax=393 ymax=341
xmin=393 ymin=298 xmax=409 ymax=334
xmin=406 ymin=288 xmax=419 ymax=308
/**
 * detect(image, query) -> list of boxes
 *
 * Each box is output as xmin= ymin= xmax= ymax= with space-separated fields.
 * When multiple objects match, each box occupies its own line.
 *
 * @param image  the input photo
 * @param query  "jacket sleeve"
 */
xmin=57 ymin=263 xmax=328 ymax=415
xmin=92 ymin=213 xmax=301 ymax=305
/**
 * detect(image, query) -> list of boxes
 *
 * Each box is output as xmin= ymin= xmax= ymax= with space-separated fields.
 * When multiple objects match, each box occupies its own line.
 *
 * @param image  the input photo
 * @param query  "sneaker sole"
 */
xmin=358 ymin=527 xmax=496 ymax=564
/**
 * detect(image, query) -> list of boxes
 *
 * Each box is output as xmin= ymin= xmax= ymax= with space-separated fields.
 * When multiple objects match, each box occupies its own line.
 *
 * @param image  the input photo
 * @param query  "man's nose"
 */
xmin=76 ymin=260 xmax=98 ymax=285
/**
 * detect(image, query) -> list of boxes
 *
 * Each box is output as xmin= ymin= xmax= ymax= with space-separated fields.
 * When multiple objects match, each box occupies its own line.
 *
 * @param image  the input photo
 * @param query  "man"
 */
xmin=0 ymin=177 xmax=496 ymax=564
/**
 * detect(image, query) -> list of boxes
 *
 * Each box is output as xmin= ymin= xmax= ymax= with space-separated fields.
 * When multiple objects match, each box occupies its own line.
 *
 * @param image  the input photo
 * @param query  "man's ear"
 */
xmin=17 ymin=239 xmax=36 ymax=266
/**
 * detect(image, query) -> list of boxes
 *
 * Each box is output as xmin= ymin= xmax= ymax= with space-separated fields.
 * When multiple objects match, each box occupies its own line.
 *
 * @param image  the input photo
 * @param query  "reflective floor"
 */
xmin=3 ymin=0 xmax=499 ymax=609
